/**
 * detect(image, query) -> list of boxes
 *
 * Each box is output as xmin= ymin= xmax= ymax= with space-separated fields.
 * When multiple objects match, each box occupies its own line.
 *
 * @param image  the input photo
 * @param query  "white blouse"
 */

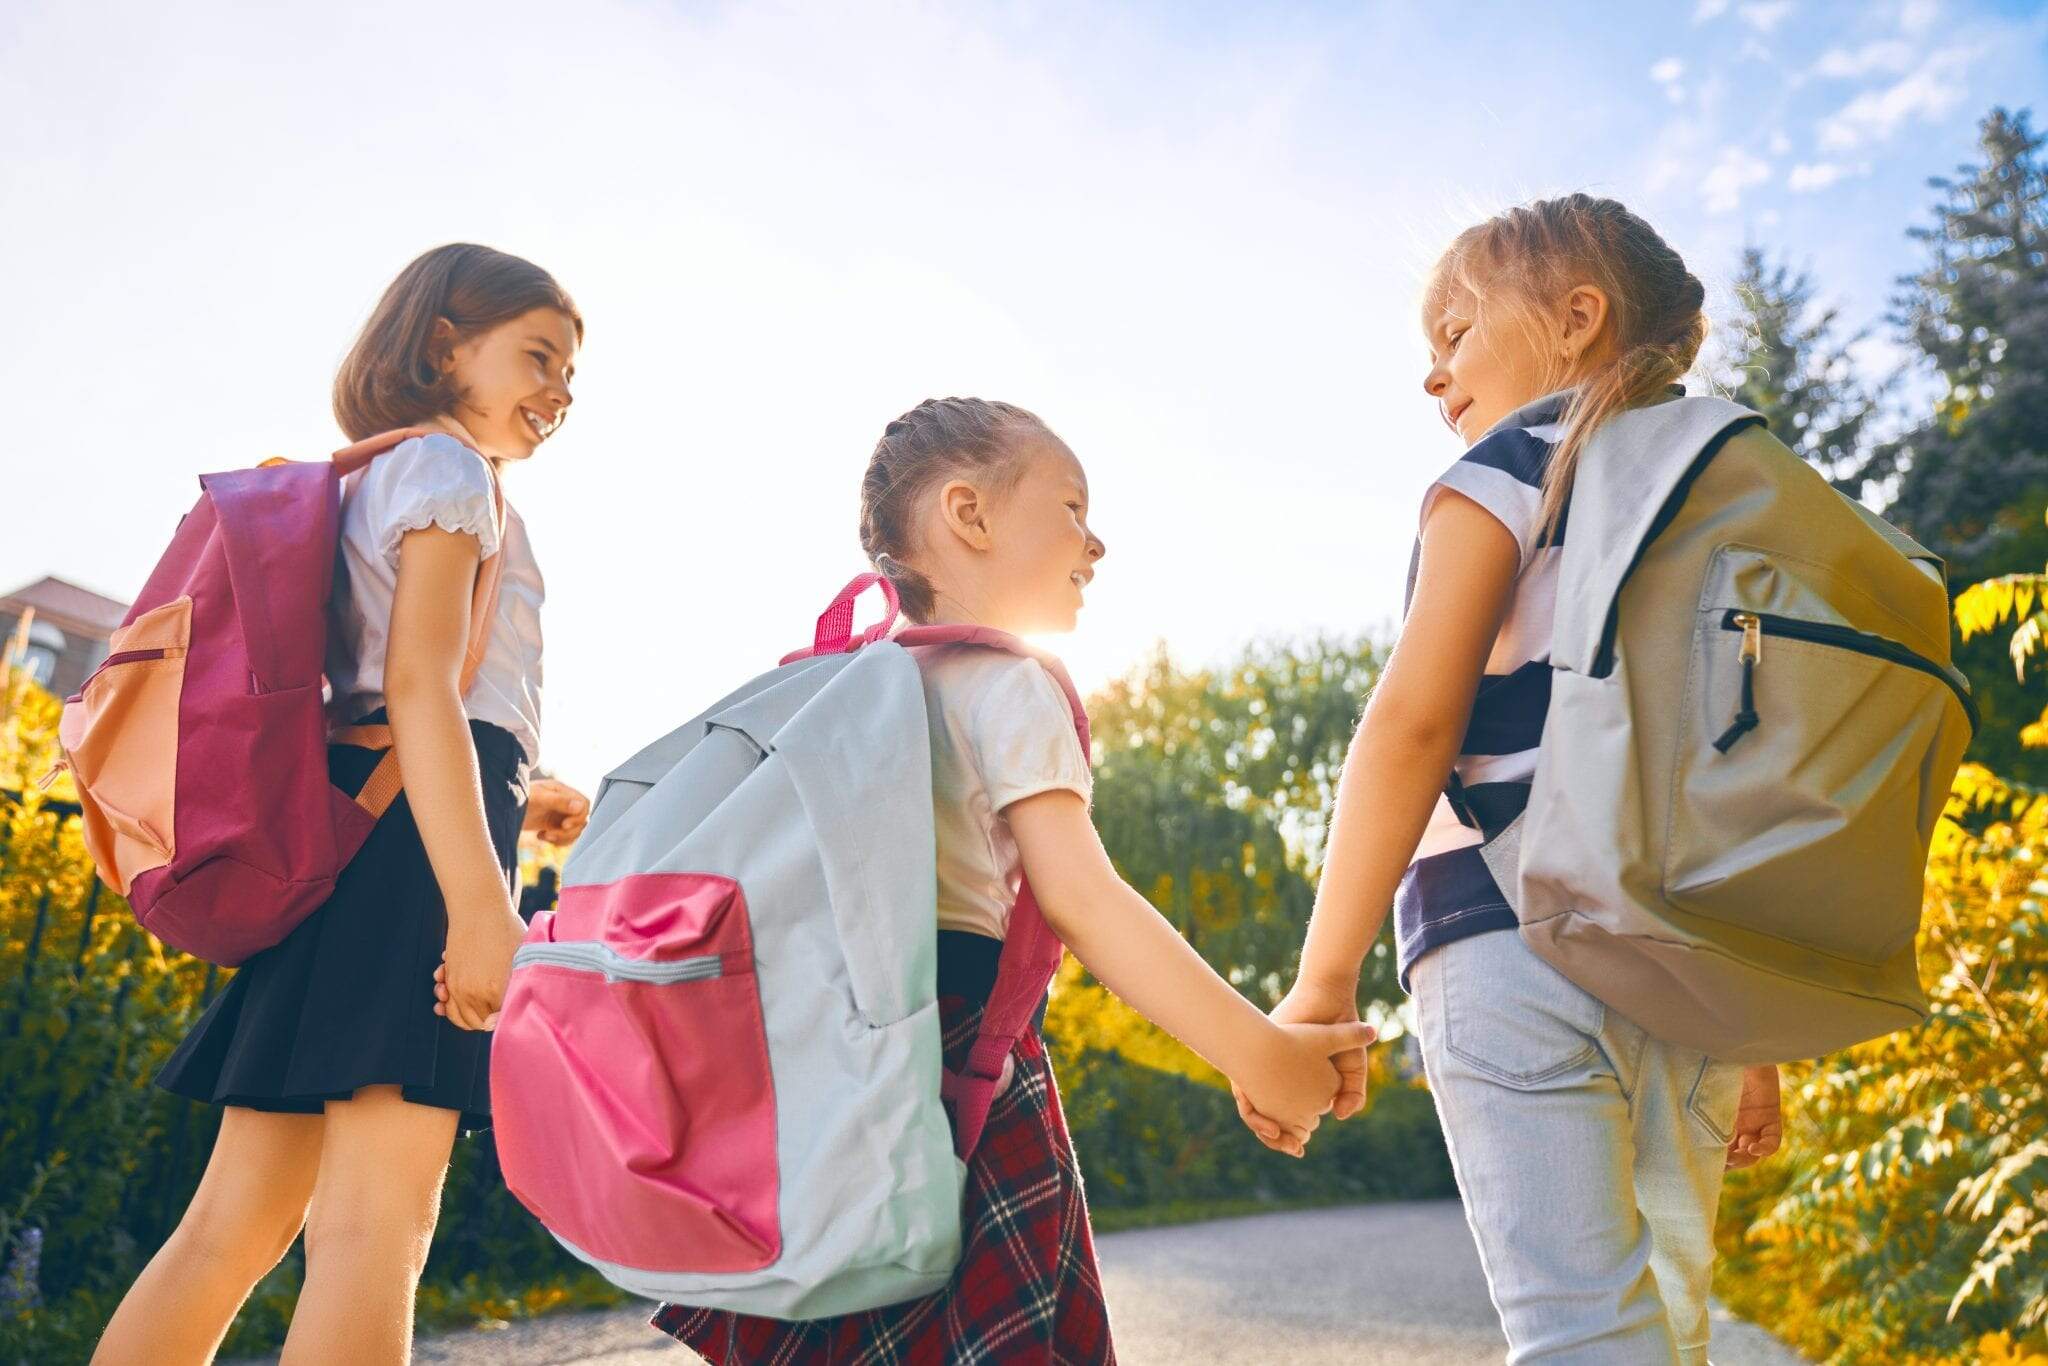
xmin=325 ymin=433 xmax=545 ymax=770
xmin=909 ymin=644 xmax=1093 ymax=940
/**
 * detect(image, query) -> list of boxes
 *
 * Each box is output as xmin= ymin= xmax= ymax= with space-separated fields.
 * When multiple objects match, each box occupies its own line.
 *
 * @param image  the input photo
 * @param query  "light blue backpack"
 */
xmin=489 ymin=574 xmax=1090 ymax=1318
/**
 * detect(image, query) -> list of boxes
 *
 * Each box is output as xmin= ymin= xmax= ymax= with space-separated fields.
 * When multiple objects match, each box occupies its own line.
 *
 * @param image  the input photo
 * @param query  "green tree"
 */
xmin=1050 ymin=634 xmax=1454 ymax=1214
xmin=1868 ymin=107 xmax=2048 ymax=781
xmin=1085 ymin=636 xmax=1402 ymax=1013
xmin=1877 ymin=107 xmax=2048 ymax=564
xmin=1719 ymin=245 xmax=1884 ymax=498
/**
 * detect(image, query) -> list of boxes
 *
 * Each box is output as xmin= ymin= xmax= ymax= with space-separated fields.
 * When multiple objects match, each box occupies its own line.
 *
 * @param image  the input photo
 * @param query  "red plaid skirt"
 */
xmin=649 ymin=994 xmax=1116 ymax=1365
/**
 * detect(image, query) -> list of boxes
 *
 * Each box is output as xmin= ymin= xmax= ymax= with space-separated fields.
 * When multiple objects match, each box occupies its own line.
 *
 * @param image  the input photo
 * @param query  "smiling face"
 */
xmin=1419 ymin=281 xmax=1563 ymax=448
xmin=438 ymin=306 xmax=578 ymax=460
xmin=916 ymin=435 xmax=1106 ymax=636
xmin=986 ymin=438 xmax=1106 ymax=635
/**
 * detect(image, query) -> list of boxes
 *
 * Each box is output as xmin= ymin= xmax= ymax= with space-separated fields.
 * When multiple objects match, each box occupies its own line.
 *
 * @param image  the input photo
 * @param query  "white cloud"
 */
xmin=1738 ymin=1 xmax=1794 ymax=33
xmin=1695 ymin=0 xmax=1731 ymax=20
xmin=1787 ymin=160 xmax=1865 ymax=190
xmin=1702 ymin=146 xmax=1772 ymax=213
xmin=1813 ymin=40 xmax=1915 ymax=78
xmin=1769 ymin=130 xmax=1793 ymax=154
xmin=1649 ymin=56 xmax=1687 ymax=103
xmin=1899 ymin=0 xmax=1940 ymax=35
xmin=1817 ymin=47 xmax=1971 ymax=150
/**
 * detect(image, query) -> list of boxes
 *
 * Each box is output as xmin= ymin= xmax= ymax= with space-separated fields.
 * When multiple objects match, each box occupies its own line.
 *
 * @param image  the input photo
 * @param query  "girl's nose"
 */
xmin=1087 ymin=532 xmax=1107 ymax=563
xmin=1423 ymin=365 xmax=1449 ymax=399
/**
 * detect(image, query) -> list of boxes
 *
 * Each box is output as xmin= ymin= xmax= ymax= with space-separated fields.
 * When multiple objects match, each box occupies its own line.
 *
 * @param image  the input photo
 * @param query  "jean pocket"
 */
xmin=1434 ymin=929 xmax=1606 ymax=1087
xmin=1686 ymin=1058 xmax=1744 ymax=1148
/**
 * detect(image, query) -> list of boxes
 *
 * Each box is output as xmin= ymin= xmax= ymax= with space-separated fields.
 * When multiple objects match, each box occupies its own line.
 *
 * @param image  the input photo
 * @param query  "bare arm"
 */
xmin=386 ymin=525 xmax=524 ymax=1030
xmin=1295 ymin=490 xmax=1521 ymax=994
xmin=1007 ymin=790 xmax=1374 ymax=1144
xmin=1233 ymin=490 xmax=1523 ymax=1149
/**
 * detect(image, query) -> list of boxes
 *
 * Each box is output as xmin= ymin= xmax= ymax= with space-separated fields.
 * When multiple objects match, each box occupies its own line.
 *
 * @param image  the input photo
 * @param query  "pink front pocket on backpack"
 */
xmin=490 ymin=873 xmax=780 ymax=1274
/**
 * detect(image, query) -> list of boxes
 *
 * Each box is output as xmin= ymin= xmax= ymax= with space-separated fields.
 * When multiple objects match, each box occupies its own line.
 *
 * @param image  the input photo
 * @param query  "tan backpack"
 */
xmin=1481 ymin=392 xmax=1977 ymax=1064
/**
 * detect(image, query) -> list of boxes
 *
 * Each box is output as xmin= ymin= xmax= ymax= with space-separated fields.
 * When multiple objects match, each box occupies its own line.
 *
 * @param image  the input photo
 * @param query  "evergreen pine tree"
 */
xmin=1719 ymin=246 xmax=1883 ymax=497
xmin=1878 ymin=107 xmax=2048 ymax=564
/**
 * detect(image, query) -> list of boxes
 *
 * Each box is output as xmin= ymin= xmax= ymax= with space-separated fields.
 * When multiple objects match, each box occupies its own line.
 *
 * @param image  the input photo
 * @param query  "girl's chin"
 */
xmin=1028 ymin=607 xmax=1081 ymax=637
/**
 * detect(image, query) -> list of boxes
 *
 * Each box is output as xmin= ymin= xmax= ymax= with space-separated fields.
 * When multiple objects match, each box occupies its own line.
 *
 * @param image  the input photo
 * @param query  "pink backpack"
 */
xmin=46 ymin=428 xmax=503 ymax=966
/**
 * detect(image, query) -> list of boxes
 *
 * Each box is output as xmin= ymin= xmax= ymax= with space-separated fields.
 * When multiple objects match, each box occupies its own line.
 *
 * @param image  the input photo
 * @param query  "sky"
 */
xmin=3 ymin=0 xmax=2044 ymax=788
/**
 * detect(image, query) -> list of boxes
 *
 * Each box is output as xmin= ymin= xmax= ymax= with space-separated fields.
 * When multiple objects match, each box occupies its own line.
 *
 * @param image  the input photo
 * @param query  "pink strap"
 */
xmin=784 ymin=590 xmax=1092 ymax=1158
xmin=941 ymin=879 xmax=1067 ymax=1157
xmin=780 ymin=572 xmax=901 ymax=665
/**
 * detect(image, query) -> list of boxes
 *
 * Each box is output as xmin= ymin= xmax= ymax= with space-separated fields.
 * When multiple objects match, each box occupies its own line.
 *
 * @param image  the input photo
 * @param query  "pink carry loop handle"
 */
xmin=780 ymin=572 xmax=903 ymax=665
xmin=784 ymin=585 xmax=1092 ymax=1159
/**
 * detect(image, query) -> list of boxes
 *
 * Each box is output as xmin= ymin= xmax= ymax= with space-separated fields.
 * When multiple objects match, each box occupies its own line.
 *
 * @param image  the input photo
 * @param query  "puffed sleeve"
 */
xmin=358 ymin=433 xmax=501 ymax=564
xmin=965 ymin=657 xmax=1093 ymax=812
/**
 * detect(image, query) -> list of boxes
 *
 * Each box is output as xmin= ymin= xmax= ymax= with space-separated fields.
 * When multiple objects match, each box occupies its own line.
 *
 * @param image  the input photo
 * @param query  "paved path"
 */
xmin=242 ymin=1201 xmax=1809 ymax=1364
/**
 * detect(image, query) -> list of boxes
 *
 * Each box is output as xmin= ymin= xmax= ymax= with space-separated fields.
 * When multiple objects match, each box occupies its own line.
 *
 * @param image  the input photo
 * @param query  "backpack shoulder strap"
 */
xmin=787 ymin=573 xmax=1090 ymax=1158
xmin=897 ymin=623 xmax=1088 ymax=1158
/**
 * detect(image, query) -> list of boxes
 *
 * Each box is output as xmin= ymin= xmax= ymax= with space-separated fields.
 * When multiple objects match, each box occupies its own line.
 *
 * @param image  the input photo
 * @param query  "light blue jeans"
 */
xmin=1411 ymin=928 xmax=1744 ymax=1365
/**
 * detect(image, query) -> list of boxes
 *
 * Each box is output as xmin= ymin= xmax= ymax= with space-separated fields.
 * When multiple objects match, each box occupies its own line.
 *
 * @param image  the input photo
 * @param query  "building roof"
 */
xmin=0 ymin=576 xmax=132 ymax=637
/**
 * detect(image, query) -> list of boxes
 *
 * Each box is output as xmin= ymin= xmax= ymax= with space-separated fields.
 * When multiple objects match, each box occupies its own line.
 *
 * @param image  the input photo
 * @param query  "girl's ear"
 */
xmin=1559 ymin=285 xmax=1611 ymax=365
xmin=937 ymin=478 xmax=993 ymax=552
xmin=429 ymin=316 xmax=459 ymax=376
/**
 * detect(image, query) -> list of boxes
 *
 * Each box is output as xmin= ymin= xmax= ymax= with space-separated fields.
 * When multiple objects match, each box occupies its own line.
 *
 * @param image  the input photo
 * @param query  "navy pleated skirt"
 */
xmin=156 ymin=713 xmax=527 ymax=1132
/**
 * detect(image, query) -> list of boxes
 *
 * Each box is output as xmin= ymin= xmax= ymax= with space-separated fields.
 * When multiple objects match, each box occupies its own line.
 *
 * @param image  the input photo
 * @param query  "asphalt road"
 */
xmin=235 ymin=1200 xmax=1809 ymax=1364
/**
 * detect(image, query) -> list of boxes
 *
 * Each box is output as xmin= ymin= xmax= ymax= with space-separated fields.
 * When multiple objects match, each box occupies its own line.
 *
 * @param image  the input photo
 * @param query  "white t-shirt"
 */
xmin=908 ymin=644 xmax=1093 ymax=941
xmin=325 ymin=433 xmax=546 ymax=770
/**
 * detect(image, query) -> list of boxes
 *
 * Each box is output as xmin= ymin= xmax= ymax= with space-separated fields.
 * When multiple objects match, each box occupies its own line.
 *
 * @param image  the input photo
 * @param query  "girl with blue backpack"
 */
xmin=647 ymin=397 xmax=1374 ymax=1364
xmin=1237 ymin=198 xmax=1791 ymax=1365
xmin=95 ymin=245 xmax=590 ymax=1364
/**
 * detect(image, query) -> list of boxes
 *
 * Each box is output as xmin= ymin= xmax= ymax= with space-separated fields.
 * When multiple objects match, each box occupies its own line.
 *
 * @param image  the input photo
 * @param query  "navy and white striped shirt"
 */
xmin=1392 ymin=391 xmax=1571 ymax=990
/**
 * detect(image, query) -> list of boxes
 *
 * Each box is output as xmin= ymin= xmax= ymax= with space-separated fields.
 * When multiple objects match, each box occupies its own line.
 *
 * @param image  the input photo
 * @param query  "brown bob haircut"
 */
xmin=333 ymin=243 xmax=583 ymax=441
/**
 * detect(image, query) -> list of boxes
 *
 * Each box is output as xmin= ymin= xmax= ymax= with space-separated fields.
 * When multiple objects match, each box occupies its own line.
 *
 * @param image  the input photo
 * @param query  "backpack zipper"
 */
xmin=511 ymin=940 xmax=728 ymax=985
xmin=1712 ymin=608 xmax=1979 ymax=753
xmin=66 ymin=646 xmax=186 ymax=703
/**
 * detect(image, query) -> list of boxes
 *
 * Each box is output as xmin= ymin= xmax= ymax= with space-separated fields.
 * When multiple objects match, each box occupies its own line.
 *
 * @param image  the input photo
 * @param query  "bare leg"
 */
xmin=92 ymin=1106 xmax=325 ymax=1365
xmin=282 ymin=1086 xmax=458 ymax=1365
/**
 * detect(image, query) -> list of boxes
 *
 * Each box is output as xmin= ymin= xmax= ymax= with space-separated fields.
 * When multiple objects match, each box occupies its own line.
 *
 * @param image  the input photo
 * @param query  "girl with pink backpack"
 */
xmin=94 ymin=244 xmax=590 ymax=1365
xmin=645 ymin=398 xmax=1374 ymax=1364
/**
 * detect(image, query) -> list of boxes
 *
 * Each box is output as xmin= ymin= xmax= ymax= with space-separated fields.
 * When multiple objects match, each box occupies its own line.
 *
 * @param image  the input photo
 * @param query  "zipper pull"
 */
xmin=1714 ymin=613 xmax=1763 ymax=753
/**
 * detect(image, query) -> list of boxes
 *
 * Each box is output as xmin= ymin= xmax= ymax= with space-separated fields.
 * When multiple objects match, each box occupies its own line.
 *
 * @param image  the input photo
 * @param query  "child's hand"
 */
xmin=523 ymin=777 xmax=590 ymax=846
xmin=1726 ymin=1063 xmax=1784 ymax=1170
xmin=437 ymin=894 xmax=526 ymax=1031
xmin=1234 ymin=1019 xmax=1378 ymax=1157
xmin=1234 ymin=978 xmax=1371 ymax=1155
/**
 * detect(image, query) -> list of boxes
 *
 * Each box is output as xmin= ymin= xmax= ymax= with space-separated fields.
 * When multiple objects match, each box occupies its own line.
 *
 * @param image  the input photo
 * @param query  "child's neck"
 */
xmin=426 ymin=413 xmax=502 ymax=465
xmin=921 ymin=586 xmax=1025 ymax=637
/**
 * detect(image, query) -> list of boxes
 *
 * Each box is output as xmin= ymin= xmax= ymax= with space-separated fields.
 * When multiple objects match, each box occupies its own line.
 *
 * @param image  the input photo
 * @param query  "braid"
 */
xmin=857 ymin=397 xmax=1053 ymax=622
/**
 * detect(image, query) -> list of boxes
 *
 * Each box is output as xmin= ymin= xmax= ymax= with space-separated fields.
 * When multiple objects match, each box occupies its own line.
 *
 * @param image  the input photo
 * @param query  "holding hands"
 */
xmin=1233 ymin=975 xmax=1374 ymax=1156
xmin=436 ymin=776 xmax=592 ymax=1030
